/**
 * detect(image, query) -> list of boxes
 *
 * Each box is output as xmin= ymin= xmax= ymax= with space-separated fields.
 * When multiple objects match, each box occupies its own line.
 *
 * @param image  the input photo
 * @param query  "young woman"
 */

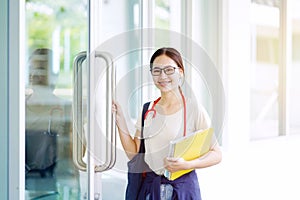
xmin=112 ymin=47 xmax=222 ymax=199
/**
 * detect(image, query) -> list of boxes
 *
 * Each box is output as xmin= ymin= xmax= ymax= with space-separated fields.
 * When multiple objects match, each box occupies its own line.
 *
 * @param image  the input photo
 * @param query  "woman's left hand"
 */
xmin=164 ymin=157 xmax=190 ymax=173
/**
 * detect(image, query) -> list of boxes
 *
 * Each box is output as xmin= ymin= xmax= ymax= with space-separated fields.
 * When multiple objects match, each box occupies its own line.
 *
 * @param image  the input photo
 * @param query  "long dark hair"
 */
xmin=150 ymin=47 xmax=185 ymax=74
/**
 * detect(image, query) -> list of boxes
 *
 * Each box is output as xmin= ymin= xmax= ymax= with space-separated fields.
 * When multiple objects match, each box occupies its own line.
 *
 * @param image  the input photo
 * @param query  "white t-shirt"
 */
xmin=135 ymin=98 xmax=211 ymax=175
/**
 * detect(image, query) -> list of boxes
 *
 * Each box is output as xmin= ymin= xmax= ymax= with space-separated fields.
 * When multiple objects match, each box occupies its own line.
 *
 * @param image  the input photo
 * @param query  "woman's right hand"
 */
xmin=112 ymin=100 xmax=128 ymax=134
xmin=112 ymin=101 xmax=138 ymax=158
xmin=112 ymin=100 xmax=122 ymax=116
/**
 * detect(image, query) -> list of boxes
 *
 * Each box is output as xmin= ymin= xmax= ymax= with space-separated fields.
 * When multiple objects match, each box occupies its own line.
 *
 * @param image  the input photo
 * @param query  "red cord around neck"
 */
xmin=180 ymin=90 xmax=187 ymax=136
xmin=147 ymin=90 xmax=186 ymax=137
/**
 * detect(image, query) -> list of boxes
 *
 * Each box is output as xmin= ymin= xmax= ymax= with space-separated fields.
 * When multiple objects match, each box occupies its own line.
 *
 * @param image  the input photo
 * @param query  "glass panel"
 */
xmin=154 ymin=0 xmax=181 ymax=48
xmin=190 ymin=0 xmax=220 ymax=118
xmin=25 ymin=0 xmax=87 ymax=199
xmin=149 ymin=0 xmax=182 ymax=99
xmin=155 ymin=0 xmax=181 ymax=32
xmin=153 ymin=0 xmax=219 ymax=131
xmin=91 ymin=1 xmax=143 ymax=199
xmin=290 ymin=0 xmax=300 ymax=135
xmin=250 ymin=2 xmax=280 ymax=139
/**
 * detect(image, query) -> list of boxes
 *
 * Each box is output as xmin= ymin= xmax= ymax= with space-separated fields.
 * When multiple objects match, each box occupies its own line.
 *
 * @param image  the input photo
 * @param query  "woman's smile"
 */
xmin=158 ymin=80 xmax=172 ymax=87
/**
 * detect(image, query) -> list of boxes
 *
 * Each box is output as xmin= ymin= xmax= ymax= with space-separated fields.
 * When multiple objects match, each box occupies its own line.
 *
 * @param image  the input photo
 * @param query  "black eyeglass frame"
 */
xmin=150 ymin=66 xmax=180 ymax=76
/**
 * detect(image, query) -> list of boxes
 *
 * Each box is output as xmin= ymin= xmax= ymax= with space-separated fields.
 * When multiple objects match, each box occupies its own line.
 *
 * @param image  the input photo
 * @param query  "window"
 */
xmin=250 ymin=0 xmax=300 ymax=139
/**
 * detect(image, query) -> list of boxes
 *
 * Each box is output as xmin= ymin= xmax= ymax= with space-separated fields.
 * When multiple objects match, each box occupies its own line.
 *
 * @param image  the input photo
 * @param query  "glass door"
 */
xmin=25 ymin=0 xmax=88 ymax=199
xmin=24 ymin=0 xmax=143 ymax=199
xmin=87 ymin=1 xmax=144 ymax=199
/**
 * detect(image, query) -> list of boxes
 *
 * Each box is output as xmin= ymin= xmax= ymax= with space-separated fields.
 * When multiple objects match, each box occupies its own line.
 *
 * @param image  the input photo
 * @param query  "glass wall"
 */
xmin=250 ymin=0 xmax=300 ymax=139
xmin=250 ymin=1 xmax=280 ymax=139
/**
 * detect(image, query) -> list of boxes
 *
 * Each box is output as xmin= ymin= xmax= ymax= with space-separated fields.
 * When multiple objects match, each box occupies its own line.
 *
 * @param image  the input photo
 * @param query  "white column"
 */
xmin=226 ymin=0 xmax=251 ymax=149
xmin=278 ymin=0 xmax=292 ymax=136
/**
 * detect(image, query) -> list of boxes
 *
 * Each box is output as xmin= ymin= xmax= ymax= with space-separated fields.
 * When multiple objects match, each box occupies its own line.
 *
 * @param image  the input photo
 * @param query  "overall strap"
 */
xmin=139 ymin=102 xmax=150 ymax=154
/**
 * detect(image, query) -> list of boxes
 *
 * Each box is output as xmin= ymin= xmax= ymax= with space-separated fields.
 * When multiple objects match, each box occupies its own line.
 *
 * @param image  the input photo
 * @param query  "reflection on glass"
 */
xmin=26 ymin=49 xmax=62 ymax=177
xmin=25 ymin=0 xmax=87 ymax=198
xmin=155 ymin=0 xmax=171 ymax=29
xmin=25 ymin=48 xmax=76 ymax=198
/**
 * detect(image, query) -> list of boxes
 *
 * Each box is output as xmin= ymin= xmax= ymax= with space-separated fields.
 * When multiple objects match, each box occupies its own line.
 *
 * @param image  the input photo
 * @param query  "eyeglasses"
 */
xmin=150 ymin=66 xmax=179 ymax=76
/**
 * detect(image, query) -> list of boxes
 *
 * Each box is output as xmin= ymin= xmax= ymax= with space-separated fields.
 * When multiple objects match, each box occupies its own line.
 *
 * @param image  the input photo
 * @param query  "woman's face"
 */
xmin=151 ymin=55 xmax=183 ymax=93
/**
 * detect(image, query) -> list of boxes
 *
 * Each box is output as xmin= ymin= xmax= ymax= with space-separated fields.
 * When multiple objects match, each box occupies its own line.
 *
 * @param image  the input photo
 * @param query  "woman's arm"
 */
xmin=189 ymin=141 xmax=222 ymax=169
xmin=164 ymin=136 xmax=222 ymax=172
xmin=112 ymin=101 xmax=140 ymax=160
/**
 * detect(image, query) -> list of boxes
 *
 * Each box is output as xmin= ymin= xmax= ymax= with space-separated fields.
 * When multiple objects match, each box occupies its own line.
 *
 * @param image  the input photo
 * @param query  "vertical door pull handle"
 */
xmin=94 ymin=51 xmax=116 ymax=172
xmin=72 ymin=51 xmax=116 ymax=172
xmin=72 ymin=51 xmax=87 ymax=171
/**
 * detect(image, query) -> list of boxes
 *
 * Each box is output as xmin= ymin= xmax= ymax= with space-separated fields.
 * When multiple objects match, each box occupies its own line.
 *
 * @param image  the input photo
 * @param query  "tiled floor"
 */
xmin=25 ymin=159 xmax=127 ymax=200
xmin=26 ymin=159 xmax=80 ymax=200
xmin=197 ymin=134 xmax=300 ymax=200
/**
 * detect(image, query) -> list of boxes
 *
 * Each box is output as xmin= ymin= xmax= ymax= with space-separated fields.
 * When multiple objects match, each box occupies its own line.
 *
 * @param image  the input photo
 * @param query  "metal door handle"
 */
xmin=94 ymin=51 xmax=116 ymax=172
xmin=73 ymin=51 xmax=87 ymax=171
xmin=72 ymin=51 xmax=116 ymax=172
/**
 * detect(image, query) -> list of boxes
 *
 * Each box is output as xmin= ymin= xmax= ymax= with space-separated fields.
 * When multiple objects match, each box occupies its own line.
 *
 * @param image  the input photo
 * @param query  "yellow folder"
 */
xmin=164 ymin=128 xmax=213 ymax=180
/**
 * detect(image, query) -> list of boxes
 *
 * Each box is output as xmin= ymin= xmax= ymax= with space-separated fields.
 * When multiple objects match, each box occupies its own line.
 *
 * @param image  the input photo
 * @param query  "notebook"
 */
xmin=164 ymin=128 xmax=213 ymax=180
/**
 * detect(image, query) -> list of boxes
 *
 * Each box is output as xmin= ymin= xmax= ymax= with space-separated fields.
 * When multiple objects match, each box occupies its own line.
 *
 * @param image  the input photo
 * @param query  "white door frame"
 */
xmin=8 ymin=0 xmax=26 ymax=200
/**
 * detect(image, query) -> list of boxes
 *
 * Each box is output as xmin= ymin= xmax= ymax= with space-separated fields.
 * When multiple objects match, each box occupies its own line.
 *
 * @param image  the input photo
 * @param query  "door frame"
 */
xmin=7 ymin=0 xmax=26 ymax=200
xmin=0 ymin=0 xmax=9 ymax=199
